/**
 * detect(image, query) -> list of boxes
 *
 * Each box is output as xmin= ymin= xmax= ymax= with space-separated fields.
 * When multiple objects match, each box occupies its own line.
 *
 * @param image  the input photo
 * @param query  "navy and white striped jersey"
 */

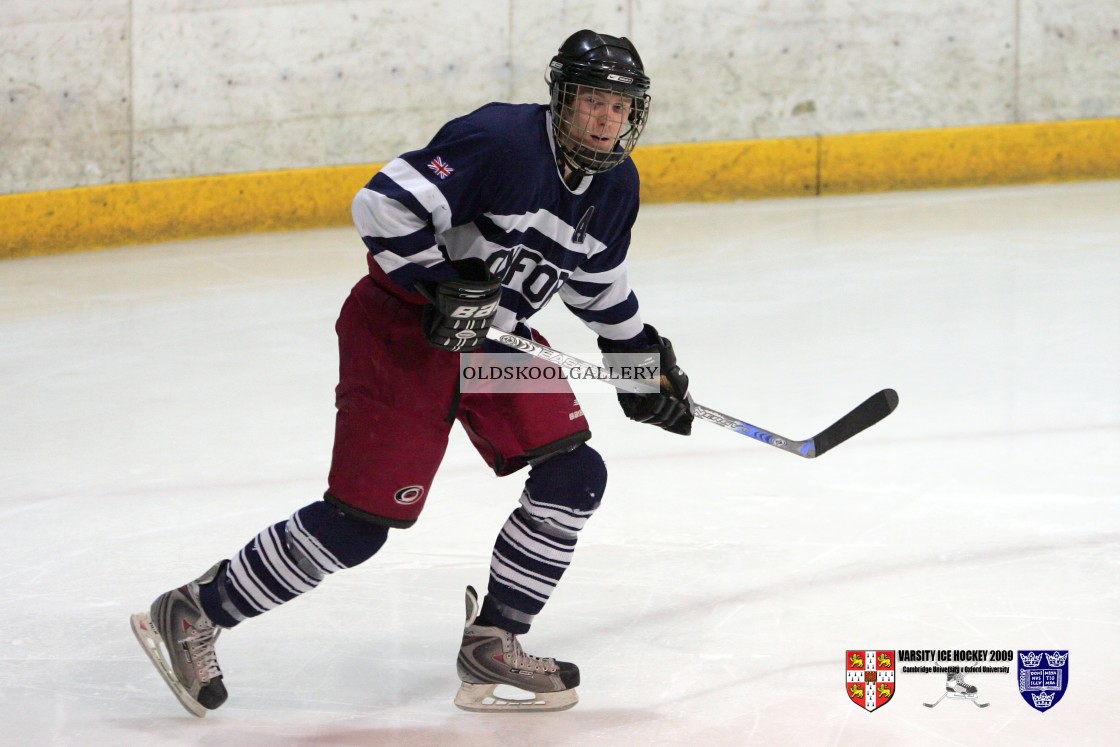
xmin=352 ymin=102 xmax=646 ymax=344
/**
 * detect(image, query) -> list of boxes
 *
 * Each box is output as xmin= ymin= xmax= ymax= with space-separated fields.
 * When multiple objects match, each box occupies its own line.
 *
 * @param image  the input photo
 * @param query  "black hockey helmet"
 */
xmin=548 ymin=30 xmax=651 ymax=174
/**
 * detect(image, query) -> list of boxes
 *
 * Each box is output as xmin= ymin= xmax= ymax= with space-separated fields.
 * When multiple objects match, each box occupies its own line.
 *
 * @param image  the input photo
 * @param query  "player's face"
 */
xmin=562 ymin=86 xmax=632 ymax=153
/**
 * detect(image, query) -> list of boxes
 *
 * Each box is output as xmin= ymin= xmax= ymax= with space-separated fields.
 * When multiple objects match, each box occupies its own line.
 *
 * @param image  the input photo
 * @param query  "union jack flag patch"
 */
xmin=427 ymin=156 xmax=454 ymax=179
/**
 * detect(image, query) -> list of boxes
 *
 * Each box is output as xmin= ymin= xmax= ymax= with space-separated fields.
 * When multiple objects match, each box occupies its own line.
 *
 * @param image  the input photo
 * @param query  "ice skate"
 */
xmin=945 ymin=671 xmax=989 ymax=707
xmin=946 ymin=671 xmax=977 ymax=699
xmin=454 ymin=586 xmax=579 ymax=712
xmin=130 ymin=562 xmax=229 ymax=717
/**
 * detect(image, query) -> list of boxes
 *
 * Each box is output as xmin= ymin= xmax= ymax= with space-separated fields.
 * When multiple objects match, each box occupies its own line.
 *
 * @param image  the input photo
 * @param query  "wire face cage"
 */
xmin=550 ymin=81 xmax=650 ymax=174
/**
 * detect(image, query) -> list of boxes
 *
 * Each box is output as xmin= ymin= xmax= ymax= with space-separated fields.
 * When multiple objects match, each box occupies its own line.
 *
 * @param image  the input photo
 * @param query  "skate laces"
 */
xmin=503 ymin=632 xmax=555 ymax=674
xmin=181 ymin=618 xmax=223 ymax=682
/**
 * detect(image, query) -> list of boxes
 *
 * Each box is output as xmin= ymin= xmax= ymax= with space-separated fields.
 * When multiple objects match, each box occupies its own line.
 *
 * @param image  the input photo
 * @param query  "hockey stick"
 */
xmin=923 ymin=693 xmax=946 ymax=708
xmin=485 ymin=328 xmax=898 ymax=458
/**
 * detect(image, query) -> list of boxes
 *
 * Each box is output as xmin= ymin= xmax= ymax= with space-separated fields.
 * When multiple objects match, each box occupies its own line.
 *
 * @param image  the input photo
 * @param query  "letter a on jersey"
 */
xmin=572 ymin=205 xmax=595 ymax=244
xmin=845 ymin=650 xmax=896 ymax=712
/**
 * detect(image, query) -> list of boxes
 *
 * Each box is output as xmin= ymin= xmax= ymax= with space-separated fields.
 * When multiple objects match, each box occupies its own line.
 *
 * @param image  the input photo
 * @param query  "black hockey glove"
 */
xmin=598 ymin=324 xmax=694 ymax=436
xmin=415 ymin=258 xmax=502 ymax=353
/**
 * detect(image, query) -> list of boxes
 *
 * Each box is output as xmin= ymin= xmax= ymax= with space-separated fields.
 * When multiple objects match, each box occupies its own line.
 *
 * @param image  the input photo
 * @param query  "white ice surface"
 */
xmin=1 ymin=181 xmax=1118 ymax=746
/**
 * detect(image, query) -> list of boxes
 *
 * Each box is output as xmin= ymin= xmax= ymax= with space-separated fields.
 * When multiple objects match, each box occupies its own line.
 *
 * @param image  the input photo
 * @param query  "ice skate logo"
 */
xmin=924 ymin=670 xmax=989 ymax=708
xmin=393 ymin=485 xmax=425 ymax=505
xmin=845 ymin=649 xmax=895 ymax=712
xmin=1017 ymin=650 xmax=1069 ymax=712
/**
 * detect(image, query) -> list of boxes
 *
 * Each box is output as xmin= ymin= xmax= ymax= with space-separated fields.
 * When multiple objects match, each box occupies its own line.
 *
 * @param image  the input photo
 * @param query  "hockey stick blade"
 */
xmin=485 ymin=328 xmax=898 ymax=458
xmin=810 ymin=388 xmax=898 ymax=458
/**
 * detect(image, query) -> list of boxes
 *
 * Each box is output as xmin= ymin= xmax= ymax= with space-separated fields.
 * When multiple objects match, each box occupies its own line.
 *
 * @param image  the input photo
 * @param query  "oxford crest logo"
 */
xmin=845 ymin=650 xmax=895 ymax=712
xmin=1017 ymin=650 xmax=1069 ymax=712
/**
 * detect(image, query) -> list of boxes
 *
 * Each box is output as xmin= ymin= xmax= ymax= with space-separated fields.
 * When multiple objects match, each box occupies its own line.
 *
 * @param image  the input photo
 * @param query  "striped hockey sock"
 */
xmin=197 ymin=500 xmax=387 ymax=627
xmin=482 ymin=444 xmax=607 ymax=634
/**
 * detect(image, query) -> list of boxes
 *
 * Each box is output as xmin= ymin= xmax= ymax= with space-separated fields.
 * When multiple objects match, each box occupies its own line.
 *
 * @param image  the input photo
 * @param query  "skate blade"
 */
xmin=454 ymin=682 xmax=578 ymax=713
xmin=129 ymin=612 xmax=208 ymax=718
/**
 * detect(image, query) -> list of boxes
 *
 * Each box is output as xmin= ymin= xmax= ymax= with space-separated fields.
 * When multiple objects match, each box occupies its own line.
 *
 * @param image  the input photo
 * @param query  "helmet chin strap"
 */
xmin=556 ymin=151 xmax=587 ymax=188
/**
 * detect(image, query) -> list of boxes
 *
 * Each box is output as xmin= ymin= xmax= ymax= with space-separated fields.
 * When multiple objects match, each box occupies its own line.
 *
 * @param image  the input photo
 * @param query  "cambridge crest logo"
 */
xmin=845 ymin=650 xmax=895 ymax=712
xmin=1017 ymin=650 xmax=1069 ymax=712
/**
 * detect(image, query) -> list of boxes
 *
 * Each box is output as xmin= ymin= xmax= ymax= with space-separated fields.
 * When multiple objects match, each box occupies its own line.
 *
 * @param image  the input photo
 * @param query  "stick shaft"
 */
xmin=484 ymin=327 xmax=897 ymax=458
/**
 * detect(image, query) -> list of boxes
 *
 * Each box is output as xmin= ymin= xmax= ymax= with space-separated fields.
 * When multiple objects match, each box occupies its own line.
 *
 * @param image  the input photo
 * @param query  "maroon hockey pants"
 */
xmin=326 ymin=276 xmax=591 ymax=527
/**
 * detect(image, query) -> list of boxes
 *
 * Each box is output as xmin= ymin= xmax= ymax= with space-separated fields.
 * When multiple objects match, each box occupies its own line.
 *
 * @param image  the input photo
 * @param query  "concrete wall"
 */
xmin=2 ymin=0 xmax=1119 ymax=195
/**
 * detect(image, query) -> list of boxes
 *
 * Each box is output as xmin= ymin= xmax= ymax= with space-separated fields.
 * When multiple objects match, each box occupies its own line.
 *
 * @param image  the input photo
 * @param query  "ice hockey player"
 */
xmin=130 ymin=28 xmax=692 ymax=715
